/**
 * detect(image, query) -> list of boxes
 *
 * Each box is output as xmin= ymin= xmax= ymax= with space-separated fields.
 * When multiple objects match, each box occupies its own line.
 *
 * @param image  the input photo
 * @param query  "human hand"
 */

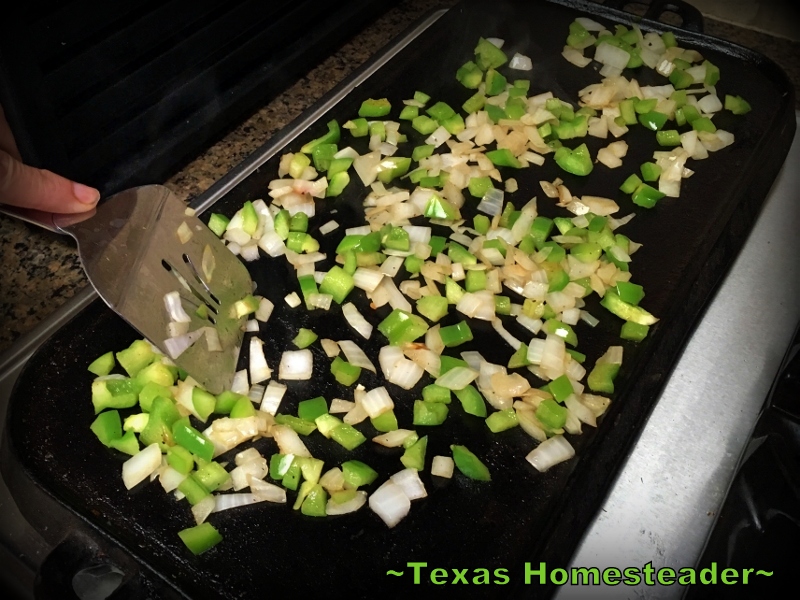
xmin=1 ymin=104 xmax=100 ymax=213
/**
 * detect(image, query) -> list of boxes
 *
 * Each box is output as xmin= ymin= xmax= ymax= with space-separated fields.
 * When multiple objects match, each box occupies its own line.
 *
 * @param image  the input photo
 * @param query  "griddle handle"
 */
xmin=603 ymin=0 xmax=705 ymax=33
xmin=33 ymin=529 xmax=173 ymax=600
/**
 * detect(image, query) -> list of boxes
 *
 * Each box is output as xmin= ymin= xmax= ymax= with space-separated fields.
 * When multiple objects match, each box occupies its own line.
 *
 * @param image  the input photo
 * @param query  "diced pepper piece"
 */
xmin=451 ymin=444 xmax=491 ymax=481
xmin=400 ymin=435 xmax=428 ymax=471
xmin=194 ymin=461 xmax=230 ymax=492
xmin=640 ymin=162 xmax=662 ymax=182
xmin=456 ymin=60 xmax=484 ymax=88
xmin=167 ymin=445 xmax=194 ymax=474
xmin=229 ymin=395 xmax=256 ymax=419
xmin=274 ymin=414 xmax=317 ymax=436
xmin=300 ymin=484 xmax=328 ymax=517
xmin=91 ymin=410 xmax=122 ymax=447
xmin=413 ymin=400 xmax=449 ymax=426
xmin=378 ymin=308 xmax=429 ymax=345
xmin=172 ymin=417 xmax=215 ymax=462
xmin=638 ymin=111 xmax=668 ymax=131
xmin=454 ymin=384 xmax=487 ymax=417
xmin=330 ymin=423 xmax=366 ymax=450
xmin=632 ymin=183 xmax=666 ymax=208
xmin=438 ymin=321 xmax=473 ymax=347
xmin=178 ymin=475 xmax=211 ymax=505
xmin=293 ymin=328 xmax=318 ymax=349
xmin=554 ymin=143 xmax=593 ymax=176
xmin=724 ymin=94 xmax=751 ymax=115
xmin=474 ymin=37 xmax=507 ymax=71
xmin=371 ymin=409 xmax=398 ymax=432
xmin=300 ymin=119 xmax=340 ymax=154
xmin=207 ymin=213 xmax=230 ymax=237
xmin=358 ymin=98 xmax=391 ymax=118
xmin=486 ymin=408 xmax=519 ymax=433
xmin=88 ymin=351 xmax=115 ymax=376
xmin=298 ymin=397 xmax=327 ymax=422
xmin=615 ymin=281 xmax=645 ymax=305
xmin=342 ymin=460 xmax=379 ymax=488
xmin=319 ymin=266 xmax=354 ymax=304
xmin=139 ymin=396 xmax=181 ymax=448
xmin=536 ymin=398 xmax=568 ymax=429
xmin=486 ymin=148 xmax=522 ymax=168
xmin=600 ymin=290 xmax=658 ymax=325
xmin=621 ymin=321 xmax=650 ymax=341
xmin=330 ymin=355 xmax=361 ymax=386
xmin=178 ymin=523 xmax=222 ymax=555
xmin=416 ymin=295 xmax=449 ymax=323
xmin=116 ymin=340 xmax=156 ymax=378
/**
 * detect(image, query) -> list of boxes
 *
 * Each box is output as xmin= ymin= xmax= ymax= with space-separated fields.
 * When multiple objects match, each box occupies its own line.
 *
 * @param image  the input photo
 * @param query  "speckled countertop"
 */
xmin=1 ymin=0 xmax=798 ymax=355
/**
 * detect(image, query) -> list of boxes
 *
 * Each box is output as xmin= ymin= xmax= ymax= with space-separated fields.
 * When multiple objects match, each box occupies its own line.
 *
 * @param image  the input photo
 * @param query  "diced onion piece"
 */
xmin=342 ymin=303 xmax=373 ymax=339
xmin=562 ymin=46 xmax=591 ymax=68
xmin=258 ymin=381 xmax=285 ymax=416
xmin=159 ymin=465 xmax=188 ymax=493
xmin=509 ymin=52 xmax=532 ymax=70
xmin=250 ymin=478 xmax=287 ymax=503
xmin=329 ymin=398 xmax=355 ymax=413
xmin=284 ymin=292 xmax=302 ymax=307
xmin=369 ymin=480 xmax=411 ymax=528
xmin=372 ymin=429 xmax=417 ymax=448
xmin=320 ymin=338 xmax=340 ymax=358
xmin=122 ymin=444 xmax=162 ymax=490
xmin=338 ymin=340 xmax=376 ymax=372
xmin=272 ymin=424 xmax=311 ymax=457
xmin=525 ymin=435 xmax=576 ymax=472
xmin=326 ymin=490 xmax=368 ymax=515
xmin=390 ymin=468 xmax=427 ymax=500
xmin=163 ymin=329 xmax=204 ymax=359
xmin=249 ymin=337 xmax=271 ymax=384
xmin=177 ymin=221 xmax=193 ymax=244
xmin=431 ymin=456 xmax=455 ymax=478
xmin=192 ymin=495 xmax=216 ymax=524
xmin=164 ymin=291 xmax=191 ymax=323
xmin=361 ymin=386 xmax=394 ymax=419
xmin=319 ymin=220 xmax=339 ymax=235
xmin=435 ymin=366 xmax=478 ymax=391
xmin=255 ymin=297 xmax=274 ymax=322
xmin=491 ymin=318 xmax=522 ymax=350
xmin=594 ymin=42 xmax=630 ymax=70
xmin=230 ymin=369 xmax=249 ymax=395
xmin=278 ymin=349 xmax=313 ymax=380
xmin=203 ymin=326 xmax=222 ymax=352
xmin=212 ymin=493 xmax=264 ymax=512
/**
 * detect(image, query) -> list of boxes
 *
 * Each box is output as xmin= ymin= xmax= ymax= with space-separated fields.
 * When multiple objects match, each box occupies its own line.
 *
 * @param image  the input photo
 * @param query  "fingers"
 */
xmin=0 ymin=148 xmax=100 ymax=213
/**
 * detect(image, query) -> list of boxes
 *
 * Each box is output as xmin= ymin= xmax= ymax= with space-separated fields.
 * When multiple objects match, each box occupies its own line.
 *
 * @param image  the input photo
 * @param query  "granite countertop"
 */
xmin=1 ymin=0 xmax=798 ymax=355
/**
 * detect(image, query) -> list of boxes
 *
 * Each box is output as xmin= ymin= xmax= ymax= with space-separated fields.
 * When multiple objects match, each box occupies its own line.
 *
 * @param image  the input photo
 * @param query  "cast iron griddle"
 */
xmin=3 ymin=0 xmax=795 ymax=598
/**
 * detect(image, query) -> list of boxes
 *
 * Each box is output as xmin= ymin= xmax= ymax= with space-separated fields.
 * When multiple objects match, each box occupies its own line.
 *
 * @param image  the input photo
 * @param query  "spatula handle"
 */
xmin=0 ymin=203 xmax=96 ymax=233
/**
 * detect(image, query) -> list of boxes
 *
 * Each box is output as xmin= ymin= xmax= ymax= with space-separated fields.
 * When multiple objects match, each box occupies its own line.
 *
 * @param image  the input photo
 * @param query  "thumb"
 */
xmin=0 ymin=148 xmax=100 ymax=213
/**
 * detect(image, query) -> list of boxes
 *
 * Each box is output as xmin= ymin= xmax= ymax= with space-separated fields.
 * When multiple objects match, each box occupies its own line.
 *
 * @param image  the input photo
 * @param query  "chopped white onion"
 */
xmin=163 ymin=328 xmax=204 ymax=359
xmin=164 ymin=291 xmax=191 ymax=323
xmin=435 ymin=366 xmax=478 ymax=390
xmin=390 ymin=468 xmax=427 ymax=500
xmin=249 ymin=337 xmax=271 ymax=384
xmin=369 ymin=480 xmax=411 ymax=528
xmin=372 ymin=429 xmax=416 ymax=448
xmin=525 ymin=435 xmax=576 ymax=472
xmin=272 ymin=424 xmax=311 ymax=457
xmin=278 ymin=349 xmax=313 ymax=380
xmin=342 ymin=302 xmax=373 ymax=339
xmin=431 ymin=455 xmax=454 ymax=478
xmin=338 ymin=340 xmax=376 ymax=372
xmin=122 ymin=443 xmax=162 ymax=490
xmin=326 ymin=490 xmax=368 ymax=515
xmin=250 ymin=478 xmax=288 ymax=503
xmin=260 ymin=381 xmax=286 ymax=415
xmin=509 ymin=52 xmax=532 ymax=70
xmin=361 ymin=386 xmax=394 ymax=419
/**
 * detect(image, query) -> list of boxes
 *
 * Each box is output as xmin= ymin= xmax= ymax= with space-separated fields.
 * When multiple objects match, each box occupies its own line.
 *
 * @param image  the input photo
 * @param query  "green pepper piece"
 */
xmin=485 ymin=408 xmax=519 ymax=433
xmin=465 ymin=269 xmax=487 ymax=292
xmin=342 ymin=460 xmax=379 ymax=488
xmin=638 ymin=111 xmax=668 ymax=131
xmin=344 ymin=117 xmax=369 ymax=137
xmin=600 ymin=290 xmax=658 ymax=325
xmin=412 ymin=115 xmax=438 ymax=135
xmin=640 ymin=162 xmax=662 ymax=182
xmin=438 ymin=321 xmax=473 ymax=347
xmin=456 ymin=60 xmax=484 ymax=89
xmin=615 ymin=281 xmax=645 ymax=305
xmin=300 ymin=119 xmax=340 ymax=154
xmin=293 ymin=327 xmax=318 ymax=349
xmin=536 ymin=399 xmax=568 ymax=430
xmin=330 ymin=356 xmax=361 ymax=386
xmin=454 ymin=384 xmax=487 ymax=417
xmin=588 ymin=362 xmax=620 ymax=394
xmin=632 ymin=183 xmax=666 ymax=208
xmin=413 ymin=400 xmax=449 ymax=426
xmin=88 ymin=351 xmax=115 ymax=376
xmin=377 ymin=308 xmax=429 ymax=345
xmin=416 ymin=295 xmax=449 ymax=323
xmin=474 ymin=37 xmax=507 ymax=70
xmin=139 ymin=396 xmax=181 ymax=448
xmin=229 ymin=395 xmax=256 ymax=419
xmin=371 ymin=409 xmax=398 ymax=432
xmin=724 ymin=94 xmax=751 ymax=115
xmin=178 ymin=522 xmax=222 ymax=555
xmin=300 ymin=484 xmax=328 ymax=517
xmin=178 ymin=475 xmax=210 ymax=505
xmin=451 ymin=444 xmax=491 ymax=481
xmin=485 ymin=148 xmax=522 ymax=168
xmin=358 ymin=98 xmax=391 ymax=118
xmin=619 ymin=173 xmax=642 ymax=195
xmin=330 ymin=423 xmax=366 ymax=450
xmin=194 ymin=461 xmax=230 ymax=492
xmin=108 ymin=429 xmax=139 ymax=456
xmin=549 ymin=374 xmax=575 ymax=403
xmin=172 ymin=417 xmax=215 ymax=462
xmin=207 ymin=213 xmax=230 ymax=237
xmin=116 ymin=340 xmax=156 ymax=378
xmin=297 ymin=396 xmax=327 ymax=422
xmin=319 ymin=266 xmax=354 ymax=304
xmin=167 ymin=445 xmax=194 ymax=474
xmin=422 ymin=384 xmax=451 ymax=404
xmin=554 ymin=143 xmax=593 ymax=176
xmin=91 ymin=410 xmax=123 ymax=447
xmin=400 ymin=435 xmax=428 ymax=471
xmin=621 ymin=321 xmax=650 ymax=341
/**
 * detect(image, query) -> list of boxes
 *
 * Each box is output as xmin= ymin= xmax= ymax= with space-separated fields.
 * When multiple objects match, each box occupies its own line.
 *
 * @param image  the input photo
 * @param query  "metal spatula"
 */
xmin=2 ymin=184 xmax=252 ymax=393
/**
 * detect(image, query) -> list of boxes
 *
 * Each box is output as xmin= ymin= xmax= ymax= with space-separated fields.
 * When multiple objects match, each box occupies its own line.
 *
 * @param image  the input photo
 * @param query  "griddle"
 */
xmin=2 ymin=1 xmax=795 ymax=598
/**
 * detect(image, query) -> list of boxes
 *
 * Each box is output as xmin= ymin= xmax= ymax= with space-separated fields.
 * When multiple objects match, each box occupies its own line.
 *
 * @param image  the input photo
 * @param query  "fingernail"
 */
xmin=73 ymin=182 xmax=100 ymax=205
